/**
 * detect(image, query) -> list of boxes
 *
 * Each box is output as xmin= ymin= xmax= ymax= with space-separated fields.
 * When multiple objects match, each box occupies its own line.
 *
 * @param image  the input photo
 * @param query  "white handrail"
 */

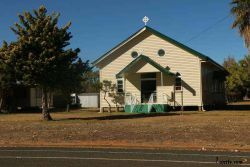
xmin=126 ymin=92 xmax=173 ymax=110
xmin=125 ymin=93 xmax=132 ymax=105
xmin=162 ymin=93 xmax=171 ymax=105
xmin=125 ymin=93 xmax=140 ymax=112
xmin=131 ymin=94 xmax=136 ymax=112
xmin=148 ymin=92 xmax=157 ymax=104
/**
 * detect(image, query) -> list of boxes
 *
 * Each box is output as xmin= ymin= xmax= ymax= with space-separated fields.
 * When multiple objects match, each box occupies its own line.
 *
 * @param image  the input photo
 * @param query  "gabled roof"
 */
xmin=93 ymin=26 xmax=227 ymax=72
xmin=116 ymin=55 xmax=175 ymax=78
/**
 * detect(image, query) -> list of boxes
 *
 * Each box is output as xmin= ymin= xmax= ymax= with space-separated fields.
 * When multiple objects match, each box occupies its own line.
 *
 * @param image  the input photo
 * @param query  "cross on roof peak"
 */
xmin=142 ymin=16 xmax=149 ymax=26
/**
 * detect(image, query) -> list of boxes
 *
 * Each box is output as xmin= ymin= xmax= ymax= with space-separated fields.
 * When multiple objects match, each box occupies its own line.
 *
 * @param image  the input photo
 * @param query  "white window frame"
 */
xmin=175 ymin=77 xmax=182 ymax=91
xmin=117 ymin=78 xmax=124 ymax=93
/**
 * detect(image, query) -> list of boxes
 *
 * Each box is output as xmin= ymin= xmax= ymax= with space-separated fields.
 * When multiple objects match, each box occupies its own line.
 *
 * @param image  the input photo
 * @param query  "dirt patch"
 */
xmin=0 ymin=110 xmax=250 ymax=151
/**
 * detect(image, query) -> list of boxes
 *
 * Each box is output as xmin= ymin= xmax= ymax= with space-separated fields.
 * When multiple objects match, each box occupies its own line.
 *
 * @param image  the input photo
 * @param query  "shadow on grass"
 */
xmin=54 ymin=112 xmax=181 ymax=121
xmin=0 ymin=108 xmax=74 ymax=114
xmin=205 ymin=104 xmax=250 ymax=111
xmin=224 ymin=105 xmax=250 ymax=111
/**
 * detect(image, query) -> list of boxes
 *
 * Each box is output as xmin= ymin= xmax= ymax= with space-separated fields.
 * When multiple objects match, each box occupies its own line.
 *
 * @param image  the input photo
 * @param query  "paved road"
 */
xmin=0 ymin=147 xmax=249 ymax=167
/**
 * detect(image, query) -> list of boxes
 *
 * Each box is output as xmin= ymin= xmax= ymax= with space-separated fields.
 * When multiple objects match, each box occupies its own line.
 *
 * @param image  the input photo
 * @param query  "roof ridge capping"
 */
xmin=92 ymin=26 xmax=147 ymax=65
xmin=93 ymin=26 xmax=228 ymax=73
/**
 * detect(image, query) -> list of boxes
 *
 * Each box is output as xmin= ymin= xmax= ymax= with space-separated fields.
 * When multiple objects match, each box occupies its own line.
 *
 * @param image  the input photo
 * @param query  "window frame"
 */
xmin=131 ymin=51 xmax=138 ymax=58
xmin=117 ymin=78 xmax=124 ymax=93
xmin=158 ymin=49 xmax=165 ymax=57
xmin=175 ymin=76 xmax=182 ymax=91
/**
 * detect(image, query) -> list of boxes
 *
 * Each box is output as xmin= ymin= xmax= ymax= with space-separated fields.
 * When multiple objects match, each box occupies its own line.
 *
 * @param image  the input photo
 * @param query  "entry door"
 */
xmin=141 ymin=79 xmax=156 ymax=103
xmin=141 ymin=73 xmax=157 ymax=103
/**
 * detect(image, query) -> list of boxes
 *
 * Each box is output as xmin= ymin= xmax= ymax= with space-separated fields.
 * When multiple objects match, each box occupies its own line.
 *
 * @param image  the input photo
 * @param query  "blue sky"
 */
xmin=0 ymin=0 xmax=248 ymax=64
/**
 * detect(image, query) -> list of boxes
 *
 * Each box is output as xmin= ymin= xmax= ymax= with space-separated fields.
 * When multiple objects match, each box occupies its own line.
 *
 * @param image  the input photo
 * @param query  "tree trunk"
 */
xmin=115 ymin=104 xmax=119 ymax=112
xmin=0 ymin=89 xmax=9 ymax=112
xmin=0 ymin=97 xmax=3 ymax=112
xmin=42 ymin=87 xmax=52 ymax=121
xmin=8 ymin=89 xmax=16 ymax=113
xmin=66 ymin=103 xmax=70 ymax=112
xmin=0 ymin=90 xmax=5 ymax=111
xmin=48 ymin=91 xmax=52 ymax=109
xmin=104 ymin=92 xmax=111 ymax=112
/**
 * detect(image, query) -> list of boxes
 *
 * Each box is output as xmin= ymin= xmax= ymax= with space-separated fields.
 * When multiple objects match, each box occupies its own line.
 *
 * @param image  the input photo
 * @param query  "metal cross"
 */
xmin=142 ymin=16 xmax=149 ymax=26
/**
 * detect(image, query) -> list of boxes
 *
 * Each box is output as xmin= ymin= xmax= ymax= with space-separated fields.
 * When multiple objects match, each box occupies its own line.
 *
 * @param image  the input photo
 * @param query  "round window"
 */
xmin=131 ymin=51 xmax=138 ymax=58
xmin=158 ymin=49 xmax=165 ymax=56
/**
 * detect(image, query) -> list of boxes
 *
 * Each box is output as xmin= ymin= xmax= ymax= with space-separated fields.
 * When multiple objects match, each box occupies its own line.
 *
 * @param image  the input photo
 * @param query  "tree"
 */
xmin=231 ymin=0 xmax=250 ymax=51
xmin=10 ymin=6 xmax=88 ymax=120
xmin=99 ymin=80 xmax=115 ymax=112
xmin=81 ymin=70 xmax=100 ymax=93
xmin=0 ymin=41 xmax=22 ymax=112
xmin=223 ymin=56 xmax=247 ymax=101
xmin=239 ymin=54 xmax=250 ymax=95
xmin=110 ymin=91 xmax=124 ymax=112
xmin=0 ymin=41 xmax=30 ymax=112
xmin=56 ymin=59 xmax=91 ymax=112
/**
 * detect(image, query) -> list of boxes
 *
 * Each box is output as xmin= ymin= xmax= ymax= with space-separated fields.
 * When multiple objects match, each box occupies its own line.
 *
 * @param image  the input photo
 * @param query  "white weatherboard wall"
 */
xmin=78 ymin=93 xmax=100 ymax=108
xmin=98 ymin=32 xmax=202 ymax=108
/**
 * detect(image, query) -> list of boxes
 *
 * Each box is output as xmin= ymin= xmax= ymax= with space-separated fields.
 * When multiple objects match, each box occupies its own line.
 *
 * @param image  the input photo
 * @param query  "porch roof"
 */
xmin=116 ymin=55 xmax=175 ymax=78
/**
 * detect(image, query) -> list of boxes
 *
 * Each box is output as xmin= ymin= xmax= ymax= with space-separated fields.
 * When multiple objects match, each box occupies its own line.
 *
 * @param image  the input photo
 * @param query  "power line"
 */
xmin=185 ymin=14 xmax=231 ymax=43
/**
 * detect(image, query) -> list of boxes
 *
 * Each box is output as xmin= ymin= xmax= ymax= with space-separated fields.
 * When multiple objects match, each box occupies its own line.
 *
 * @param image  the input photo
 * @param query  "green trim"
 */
xmin=124 ymin=104 xmax=170 ymax=113
xmin=144 ymin=26 xmax=228 ymax=73
xmin=92 ymin=26 xmax=145 ymax=65
xmin=116 ymin=55 xmax=175 ymax=78
xmin=145 ymin=26 xmax=208 ymax=60
xmin=93 ymin=26 xmax=227 ymax=73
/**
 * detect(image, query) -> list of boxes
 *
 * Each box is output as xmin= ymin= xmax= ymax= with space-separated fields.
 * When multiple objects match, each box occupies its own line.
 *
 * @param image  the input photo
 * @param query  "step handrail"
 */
xmin=125 ymin=93 xmax=140 ymax=112
xmin=162 ymin=93 xmax=171 ymax=105
xmin=148 ymin=92 xmax=157 ymax=104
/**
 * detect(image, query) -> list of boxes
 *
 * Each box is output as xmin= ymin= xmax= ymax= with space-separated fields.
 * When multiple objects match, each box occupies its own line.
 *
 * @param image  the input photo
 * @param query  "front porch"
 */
xmin=124 ymin=91 xmax=172 ymax=113
xmin=115 ymin=55 xmax=182 ymax=113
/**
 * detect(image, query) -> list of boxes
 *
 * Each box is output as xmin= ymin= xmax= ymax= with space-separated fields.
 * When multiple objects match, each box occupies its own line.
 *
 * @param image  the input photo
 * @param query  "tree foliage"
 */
xmin=99 ymin=80 xmax=125 ymax=112
xmin=8 ymin=6 xmax=90 ymax=120
xmin=224 ymin=55 xmax=250 ymax=101
xmin=231 ymin=0 xmax=250 ymax=51
xmin=109 ymin=92 xmax=124 ymax=112
xmin=0 ymin=42 xmax=20 ymax=111
xmin=239 ymin=55 xmax=250 ymax=90
xmin=99 ymin=80 xmax=115 ymax=112
xmin=81 ymin=70 xmax=100 ymax=93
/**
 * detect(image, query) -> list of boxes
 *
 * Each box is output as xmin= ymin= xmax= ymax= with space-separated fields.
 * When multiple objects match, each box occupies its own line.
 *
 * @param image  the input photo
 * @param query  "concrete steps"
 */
xmin=125 ymin=104 xmax=170 ymax=113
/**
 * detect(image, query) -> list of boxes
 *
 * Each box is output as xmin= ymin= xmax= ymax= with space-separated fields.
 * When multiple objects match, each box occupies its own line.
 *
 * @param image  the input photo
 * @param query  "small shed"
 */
xmin=77 ymin=93 xmax=100 ymax=108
